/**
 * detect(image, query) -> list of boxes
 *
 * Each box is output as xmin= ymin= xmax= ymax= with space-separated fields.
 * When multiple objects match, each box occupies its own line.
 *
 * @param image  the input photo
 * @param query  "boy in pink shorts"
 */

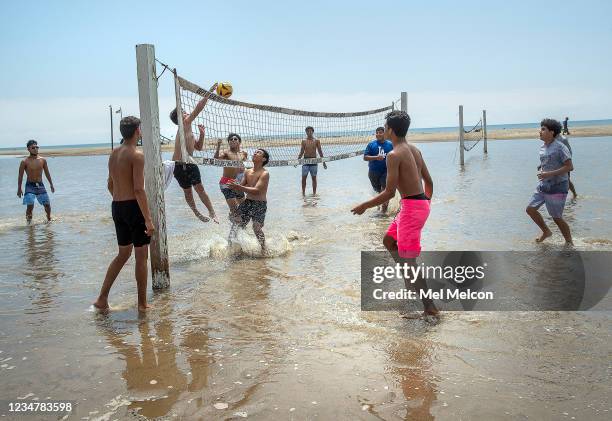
xmin=352 ymin=111 xmax=438 ymax=317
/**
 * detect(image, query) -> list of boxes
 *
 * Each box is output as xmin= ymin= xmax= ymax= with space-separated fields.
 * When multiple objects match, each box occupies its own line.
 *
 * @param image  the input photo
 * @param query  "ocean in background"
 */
xmin=2 ymin=118 xmax=611 ymax=150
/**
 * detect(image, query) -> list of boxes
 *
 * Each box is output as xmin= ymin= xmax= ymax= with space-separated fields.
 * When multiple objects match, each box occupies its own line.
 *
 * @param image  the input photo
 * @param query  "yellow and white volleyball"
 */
xmin=216 ymin=82 xmax=233 ymax=98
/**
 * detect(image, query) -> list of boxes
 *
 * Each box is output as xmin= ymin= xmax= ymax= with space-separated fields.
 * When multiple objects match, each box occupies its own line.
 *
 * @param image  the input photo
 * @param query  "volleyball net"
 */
xmin=462 ymin=119 xmax=484 ymax=151
xmin=458 ymin=105 xmax=487 ymax=165
xmin=174 ymin=73 xmax=398 ymax=167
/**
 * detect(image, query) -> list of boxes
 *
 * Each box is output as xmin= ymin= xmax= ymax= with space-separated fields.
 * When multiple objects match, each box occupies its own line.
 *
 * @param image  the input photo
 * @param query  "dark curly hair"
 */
xmin=385 ymin=110 xmax=411 ymax=137
xmin=227 ymin=133 xmax=242 ymax=143
xmin=170 ymin=108 xmax=179 ymax=125
xmin=258 ymin=148 xmax=270 ymax=166
xmin=540 ymin=118 xmax=562 ymax=137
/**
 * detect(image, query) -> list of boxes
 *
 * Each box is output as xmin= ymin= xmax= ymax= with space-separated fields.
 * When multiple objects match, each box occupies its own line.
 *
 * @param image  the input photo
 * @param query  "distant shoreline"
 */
xmin=2 ymin=124 xmax=611 ymax=158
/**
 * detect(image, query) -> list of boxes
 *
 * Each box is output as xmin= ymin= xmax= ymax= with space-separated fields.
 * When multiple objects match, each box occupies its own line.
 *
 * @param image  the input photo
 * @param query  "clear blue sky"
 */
xmin=1 ymin=0 xmax=611 ymax=146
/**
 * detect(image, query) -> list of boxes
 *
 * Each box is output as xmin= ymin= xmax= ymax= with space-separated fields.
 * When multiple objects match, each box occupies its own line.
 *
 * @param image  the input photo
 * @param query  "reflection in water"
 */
xmin=94 ymin=257 xmax=280 ymax=418
xmin=226 ymin=259 xmax=272 ymax=305
xmin=97 ymin=299 xmax=200 ymax=419
xmin=181 ymin=317 xmax=211 ymax=394
xmin=386 ymin=338 xmax=438 ymax=420
xmin=22 ymin=224 xmax=62 ymax=315
xmin=528 ymin=249 xmax=585 ymax=310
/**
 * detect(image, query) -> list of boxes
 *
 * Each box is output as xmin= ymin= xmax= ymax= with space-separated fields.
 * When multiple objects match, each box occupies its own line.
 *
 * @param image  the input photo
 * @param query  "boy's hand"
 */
xmin=538 ymin=171 xmax=552 ymax=180
xmin=351 ymin=203 xmax=367 ymax=215
xmin=198 ymin=125 xmax=205 ymax=136
xmin=17 ymin=188 xmax=22 ymax=198
xmin=228 ymin=181 xmax=241 ymax=191
xmin=208 ymin=83 xmax=218 ymax=96
xmin=50 ymin=185 xmax=55 ymax=193
xmin=145 ymin=219 xmax=155 ymax=236
xmin=323 ymin=162 xmax=328 ymax=169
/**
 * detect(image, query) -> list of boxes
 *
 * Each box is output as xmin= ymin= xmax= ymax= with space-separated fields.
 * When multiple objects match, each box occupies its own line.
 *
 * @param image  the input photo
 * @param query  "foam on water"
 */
xmin=170 ymin=228 xmax=293 ymax=263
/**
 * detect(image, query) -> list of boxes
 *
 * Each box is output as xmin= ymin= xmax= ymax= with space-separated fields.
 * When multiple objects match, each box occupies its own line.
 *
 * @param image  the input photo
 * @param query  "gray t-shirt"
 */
xmin=539 ymin=139 xmax=572 ymax=192
xmin=558 ymin=135 xmax=572 ymax=154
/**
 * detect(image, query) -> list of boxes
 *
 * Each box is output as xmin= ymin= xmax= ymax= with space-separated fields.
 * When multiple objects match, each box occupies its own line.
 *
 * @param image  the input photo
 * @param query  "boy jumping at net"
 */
xmin=228 ymin=149 xmax=270 ymax=253
xmin=298 ymin=126 xmax=326 ymax=196
xmin=526 ymin=118 xmax=573 ymax=244
xmin=17 ymin=140 xmax=55 ymax=223
xmin=170 ymin=83 xmax=218 ymax=223
xmin=352 ymin=111 xmax=438 ymax=317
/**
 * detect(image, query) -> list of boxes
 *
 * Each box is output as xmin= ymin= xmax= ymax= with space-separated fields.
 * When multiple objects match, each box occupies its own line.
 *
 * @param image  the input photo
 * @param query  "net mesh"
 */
xmin=462 ymin=119 xmax=484 ymax=151
xmin=176 ymin=75 xmax=396 ymax=167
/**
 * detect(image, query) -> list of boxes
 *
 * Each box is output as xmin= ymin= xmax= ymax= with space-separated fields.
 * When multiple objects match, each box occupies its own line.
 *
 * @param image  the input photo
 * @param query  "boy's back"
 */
xmin=109 ymin=145 xmax=141 ymax=201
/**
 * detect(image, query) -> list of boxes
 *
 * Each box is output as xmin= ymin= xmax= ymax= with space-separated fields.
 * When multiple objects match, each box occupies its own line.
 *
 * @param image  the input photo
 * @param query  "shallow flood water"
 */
xmin=1 ymin=137 xmax=611 ymax=420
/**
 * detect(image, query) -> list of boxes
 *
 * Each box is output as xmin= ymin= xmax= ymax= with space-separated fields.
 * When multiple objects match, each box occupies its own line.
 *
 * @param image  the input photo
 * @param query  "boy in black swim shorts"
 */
xmin=169 ymin=82 xmax=218 ymax=223
xmin=95 ymin=116 xmax=155 ymax=312
xmin=228 ymin=149 xmax=270 ymax=252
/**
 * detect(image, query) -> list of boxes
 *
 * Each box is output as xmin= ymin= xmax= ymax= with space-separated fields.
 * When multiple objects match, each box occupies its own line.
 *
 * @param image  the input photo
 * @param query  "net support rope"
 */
xmin=173 ymin=73 xmax=395 ymax=168
xmin=462 ymin=118 xmax=484 ymax=151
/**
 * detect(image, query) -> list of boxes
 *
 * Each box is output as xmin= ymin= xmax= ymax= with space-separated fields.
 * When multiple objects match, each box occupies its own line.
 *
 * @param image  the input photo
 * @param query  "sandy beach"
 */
xmin=3 ymin=124 xmax=611 ymax=158
xmin=2 ymin=138 xmax=611 ymax=420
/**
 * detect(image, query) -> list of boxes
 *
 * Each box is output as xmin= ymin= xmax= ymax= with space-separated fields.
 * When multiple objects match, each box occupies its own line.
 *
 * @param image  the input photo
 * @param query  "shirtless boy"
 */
xmin=170 ymin=83 xmax=218 ymax=223
xmin=94 ymin=116 xmax=155 ymax=312
xmin=228 ymin=149 xmax=270 ymax=252
xmin=17 ymin=140 xmax=55 ymax=223
xmin=352 ymin=111 xmax=438 ymax=316
xmin=214 ymin=132 xmax=248 ymax=220
xmin=298 ymin=126 xmax=326 ymax=196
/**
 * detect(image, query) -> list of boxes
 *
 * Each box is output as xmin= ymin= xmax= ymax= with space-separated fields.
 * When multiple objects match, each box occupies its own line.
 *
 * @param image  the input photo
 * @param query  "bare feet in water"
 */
xmin=93 ymin=298 xmax=109 ymax=312
xmin=536 ymin=229 xmax=553 ymax=243
xmin=401 ymin=304 xmax=440 ymax=321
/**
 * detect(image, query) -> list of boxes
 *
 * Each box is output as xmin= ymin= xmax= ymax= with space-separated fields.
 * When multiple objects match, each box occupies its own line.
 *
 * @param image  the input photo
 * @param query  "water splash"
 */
xmin=170 ymin=229 xmax=292 ymax=262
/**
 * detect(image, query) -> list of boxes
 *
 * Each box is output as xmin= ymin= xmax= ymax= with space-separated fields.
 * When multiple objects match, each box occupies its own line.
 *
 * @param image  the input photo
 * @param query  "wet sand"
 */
xmin=1 ymin=138 xmax=611 ymax=420
xmin=2 ymin=125 xmax=611 ymax=157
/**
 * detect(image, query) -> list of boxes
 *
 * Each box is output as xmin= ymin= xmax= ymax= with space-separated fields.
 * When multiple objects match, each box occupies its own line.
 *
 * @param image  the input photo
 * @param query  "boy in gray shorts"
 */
xmin=526 ymin=118 xmax=573 ymax=244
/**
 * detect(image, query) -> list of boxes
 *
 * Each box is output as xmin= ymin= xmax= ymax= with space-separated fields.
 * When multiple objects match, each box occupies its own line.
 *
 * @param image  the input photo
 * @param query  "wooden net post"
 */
xmin=483 ymin=109 xmax=488 ymax=154
xmin=173 ymin=70 xmax=190 ymax=163
xmin=459 ymin=105 xmax=465 ymax=166
xmin=401 ymin=92 xmax=408 ymax=113
xmin=135 ymin=44 xmax=170 ymax=289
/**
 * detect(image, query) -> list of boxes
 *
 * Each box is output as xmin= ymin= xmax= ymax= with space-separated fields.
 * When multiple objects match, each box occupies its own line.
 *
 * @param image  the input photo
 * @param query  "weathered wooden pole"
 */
xmin=459 ymin=105 xmax=465 ymax=166
xmin=173 ymin=70 xmax=189 ymax=163
xmin=401 ymin=91 xmax=408 ymax=113
xmin=483 ymin=109 xmax=488 ymax=154
xmin=109 ymin=105 xmax=114 ymax=150
xmin=135 ymin=44 xmax=170 ymax=289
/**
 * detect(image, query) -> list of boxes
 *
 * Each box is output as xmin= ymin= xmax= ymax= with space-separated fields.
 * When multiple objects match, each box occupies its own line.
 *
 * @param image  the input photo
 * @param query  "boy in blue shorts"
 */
xmin=17 ymin=140 xmax=55 ymax=223
xmin=364 ymin=126 xmax=393 ymax=212
xmin=298 ymin=126 xmax=326 ymax=196
xmin=526 ymin=119 xmax=573 ymax=244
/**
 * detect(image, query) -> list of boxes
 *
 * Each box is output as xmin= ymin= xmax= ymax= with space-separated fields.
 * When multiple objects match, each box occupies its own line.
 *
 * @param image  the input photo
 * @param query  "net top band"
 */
xmin=178 ymin=77 xmax=393 ymax=118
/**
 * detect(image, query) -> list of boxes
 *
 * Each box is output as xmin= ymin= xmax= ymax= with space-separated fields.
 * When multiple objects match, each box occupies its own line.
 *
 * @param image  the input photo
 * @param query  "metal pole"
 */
xmin=483 ymin=109 xmax=488 ymax=154
xmin=459 ymin=105 xmax=465 ymax=166
xmin=400 ymin=92 xmax=408 ymax=113
xmin=109 ymin=105 xmax=114 ymax=150
xmin=136 ymin=43 xmax=170 ymax=289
